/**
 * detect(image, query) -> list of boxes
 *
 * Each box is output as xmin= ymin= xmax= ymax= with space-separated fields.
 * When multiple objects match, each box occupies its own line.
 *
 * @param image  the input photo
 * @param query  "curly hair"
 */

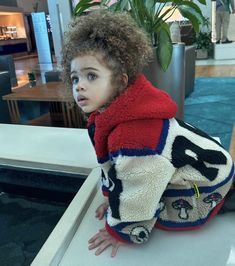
xmin=61 ymin=10 xmax=153 ymax=92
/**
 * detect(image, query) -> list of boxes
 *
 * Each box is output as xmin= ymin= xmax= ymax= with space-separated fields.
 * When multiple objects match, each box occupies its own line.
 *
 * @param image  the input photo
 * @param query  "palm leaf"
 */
xmin=157 ymin=28 xmax=172 ymax=71
xmin=73 ymin=0 xmax=101 ymax=16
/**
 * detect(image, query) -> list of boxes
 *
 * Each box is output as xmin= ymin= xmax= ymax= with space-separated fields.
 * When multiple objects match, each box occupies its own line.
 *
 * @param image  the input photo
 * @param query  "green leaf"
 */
xmin=153 ymin=20 xmax=170 ymax=34
xmin=154 ymin=5 xmax=175 ymax=25
xmin=73 ymin=0 xmax=92 ymax=14
xmin=73 ymin=0 xmax=101 ymax=16
xmin=178 ymin=8 xmax=202 ymax=32
xmin=157 ymin=28 xmax=172 ymax=71
xmin=145 ymin=0 xmax=155 ymax=13
xmin=177 ymin=1 xmax=204 ymax=14
xmin=196 ymin=0 xmax=206 ymax=5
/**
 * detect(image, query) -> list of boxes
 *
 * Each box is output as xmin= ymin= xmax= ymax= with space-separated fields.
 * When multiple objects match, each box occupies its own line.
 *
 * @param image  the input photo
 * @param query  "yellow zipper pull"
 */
xmin=193 ymin=183 xmax=200 ymax=199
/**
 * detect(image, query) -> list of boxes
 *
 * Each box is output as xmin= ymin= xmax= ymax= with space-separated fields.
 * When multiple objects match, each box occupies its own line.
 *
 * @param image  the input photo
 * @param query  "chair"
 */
xmin=0 ymin=71 xmax=12 ymax=123
xmin=20 ymin=71 xmax=62 ymax=126
xmin=44 ymin=71 xmax=64 ymax=126
xmin=44 ymin=70 xmax=62 ymax=83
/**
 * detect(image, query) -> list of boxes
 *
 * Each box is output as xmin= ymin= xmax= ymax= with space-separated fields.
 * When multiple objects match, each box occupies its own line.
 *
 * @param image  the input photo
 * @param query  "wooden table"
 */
xmin=2 ymin=82 xmax=84 ymax=128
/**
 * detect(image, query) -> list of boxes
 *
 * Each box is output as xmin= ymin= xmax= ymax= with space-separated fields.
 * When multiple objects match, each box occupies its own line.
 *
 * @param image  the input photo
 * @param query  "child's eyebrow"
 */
xmin=81 ymin=67 xmax=99 ymax=71
xmin=70 ymin=67 xmax=99 ymax=75
xmin=71 ymin=67 xmax=99 ymax=74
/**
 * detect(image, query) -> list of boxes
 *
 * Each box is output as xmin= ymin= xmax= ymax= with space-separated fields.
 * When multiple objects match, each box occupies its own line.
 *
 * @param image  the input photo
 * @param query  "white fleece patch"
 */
xmin=114 ymin=155 xmax=175 ymax=222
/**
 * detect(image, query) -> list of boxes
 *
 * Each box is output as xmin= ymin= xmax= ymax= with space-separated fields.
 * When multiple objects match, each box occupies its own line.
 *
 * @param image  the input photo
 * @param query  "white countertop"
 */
xmin=32 ymin=168 xmax=235 ymax=266
xmin=0 ymin=124 xmax=97 ymax=174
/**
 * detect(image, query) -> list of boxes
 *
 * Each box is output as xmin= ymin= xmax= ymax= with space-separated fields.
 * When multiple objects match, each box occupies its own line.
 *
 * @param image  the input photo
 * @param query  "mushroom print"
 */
xmin=172 ymin=199 xmax=193 ymax=220
xmin=130 ymin=226 xmax=150 ymax=244
xmin=203 ymin=192 xmax=222 ymax=209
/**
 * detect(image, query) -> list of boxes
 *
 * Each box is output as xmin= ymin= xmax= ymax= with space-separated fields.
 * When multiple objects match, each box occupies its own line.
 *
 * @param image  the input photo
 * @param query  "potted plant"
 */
xmin=193 ymin=17 xmax=212 ymax=59
xmin=73 ymin=0 xmax=206 ymax=71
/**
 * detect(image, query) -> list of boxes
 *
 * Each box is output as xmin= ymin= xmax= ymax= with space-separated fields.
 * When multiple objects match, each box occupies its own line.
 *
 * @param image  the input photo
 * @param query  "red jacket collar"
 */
xmin=88 ymin=74 xmax=177 ymax=128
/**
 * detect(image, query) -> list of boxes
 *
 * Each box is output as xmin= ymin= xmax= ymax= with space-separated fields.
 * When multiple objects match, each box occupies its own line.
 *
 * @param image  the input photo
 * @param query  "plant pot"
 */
xmin=143 ymin=43 xmax=185 ymax=120
xmin=196 ymin=49 xmax=208 ymax=59
xmin=0 ymin=55 xmax=18 ymax=87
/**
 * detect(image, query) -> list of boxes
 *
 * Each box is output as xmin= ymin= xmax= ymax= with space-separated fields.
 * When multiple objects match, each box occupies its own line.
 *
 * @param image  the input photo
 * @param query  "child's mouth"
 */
xmin=77 ymin=95 xmax=88 ymax=106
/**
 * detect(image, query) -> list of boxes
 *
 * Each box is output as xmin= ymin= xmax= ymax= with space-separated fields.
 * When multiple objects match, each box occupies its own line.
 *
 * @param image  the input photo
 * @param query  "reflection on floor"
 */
xmin=0 ymin=165 xmax=86 ymax=265
xmin=0 ymin=192 xmax=67 ymax=266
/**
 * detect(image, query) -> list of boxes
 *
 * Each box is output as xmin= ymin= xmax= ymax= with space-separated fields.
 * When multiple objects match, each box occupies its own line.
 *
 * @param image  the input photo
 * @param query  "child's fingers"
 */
xmin=88 ymin=227 xmax=106 ymax=243
xmin=96 ymin=210 xmax=104 ymax=220
xmin=88 ymin=236 xmax=103 ymax=248
xmin=88 ymin=234 xmax=108 ymax=250
xmin=111 ymin=243 xmax=121 ymax=257
xmin=95 ymin=240 xmax=111 ymax=256
xmin=95 ymin=211 xmax=101 ymax=219
xmin=88 ymin=232 xmax=101 ymax=243
xmin=95 ymin=206 xmax=106 ymax=219
xmin=88 ymin=228 xmax=122 ymax=257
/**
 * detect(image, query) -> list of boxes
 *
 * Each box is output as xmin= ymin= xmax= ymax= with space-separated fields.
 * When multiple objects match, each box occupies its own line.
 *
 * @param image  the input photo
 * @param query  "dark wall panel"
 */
xmin=0 ymin=0 xmax=18 ymax=7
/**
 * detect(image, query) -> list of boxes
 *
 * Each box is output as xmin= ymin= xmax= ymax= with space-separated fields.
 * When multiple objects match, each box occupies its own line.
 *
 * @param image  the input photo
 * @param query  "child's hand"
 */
xmin=95 ymin=202 xmax=109 ymax=220
xmin=88 ymin=227 xmax=123 ymax=257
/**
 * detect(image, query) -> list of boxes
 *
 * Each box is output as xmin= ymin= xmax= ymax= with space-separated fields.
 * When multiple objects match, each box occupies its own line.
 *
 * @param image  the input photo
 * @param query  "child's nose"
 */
xmin=76 ymin=80 xmax=85 ymax=91
xmin=76 ymin=84 xmax=84 ymax=91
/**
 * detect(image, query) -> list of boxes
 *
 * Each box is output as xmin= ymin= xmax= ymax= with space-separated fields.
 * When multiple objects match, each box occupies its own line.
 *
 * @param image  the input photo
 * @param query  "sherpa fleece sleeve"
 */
xmin=104 ymin=153 xmax=175 ymax=244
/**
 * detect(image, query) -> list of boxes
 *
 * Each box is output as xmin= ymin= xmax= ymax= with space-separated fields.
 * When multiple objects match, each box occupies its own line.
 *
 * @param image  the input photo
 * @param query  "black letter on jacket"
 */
xmin=88 ymin=123 xmax=96 ymax=147
xmin=171 ymin=136 xmax=227 ymax=181
xmin=176 ymin=119 xmax=223 ymax=147
xmin=108 ymin=165 xmax=123 ymax=219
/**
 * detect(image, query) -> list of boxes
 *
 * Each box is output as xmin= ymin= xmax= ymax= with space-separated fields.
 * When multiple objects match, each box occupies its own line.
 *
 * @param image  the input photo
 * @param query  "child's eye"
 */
xmin=71 ymin=76 xmax=79 ymax=85
xmin=87 ymin=73 xmax=97 ymax=81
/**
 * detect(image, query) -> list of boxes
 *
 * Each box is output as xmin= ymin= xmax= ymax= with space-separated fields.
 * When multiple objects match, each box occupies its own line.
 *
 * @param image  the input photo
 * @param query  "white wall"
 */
xmin=194 ymin=0 xmax=212 ymax=21
xmin=228 ymin=14 xmax=235 ymax=40
xmin=47 ymin=0 xmax=72 ymax=64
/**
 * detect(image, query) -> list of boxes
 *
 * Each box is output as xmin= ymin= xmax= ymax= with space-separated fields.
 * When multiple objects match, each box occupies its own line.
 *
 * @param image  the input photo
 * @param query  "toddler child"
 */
xmin=62 ymin=10 xmax=234 ymax=257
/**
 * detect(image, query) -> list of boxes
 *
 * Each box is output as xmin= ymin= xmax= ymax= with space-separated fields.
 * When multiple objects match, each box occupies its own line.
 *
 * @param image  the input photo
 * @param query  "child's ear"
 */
xmin=122 ymin=74 xmax=128 ymax=88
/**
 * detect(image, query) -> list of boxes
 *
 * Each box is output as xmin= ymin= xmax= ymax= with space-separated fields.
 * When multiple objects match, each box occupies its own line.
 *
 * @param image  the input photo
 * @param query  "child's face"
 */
xmin=70 ymin=54 xmax=115 ymax=113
